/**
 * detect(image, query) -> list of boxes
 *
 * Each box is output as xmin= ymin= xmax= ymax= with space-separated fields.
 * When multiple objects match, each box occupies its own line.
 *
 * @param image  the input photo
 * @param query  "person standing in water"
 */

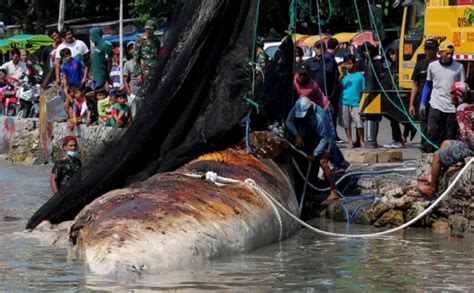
xmin=50 ymin=136 xmax=81 ymax=194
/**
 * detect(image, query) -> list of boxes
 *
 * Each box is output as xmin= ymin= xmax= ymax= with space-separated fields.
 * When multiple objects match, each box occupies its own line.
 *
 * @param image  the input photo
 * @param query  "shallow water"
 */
xmin=1 ymin=158 xmax=473 ymax=291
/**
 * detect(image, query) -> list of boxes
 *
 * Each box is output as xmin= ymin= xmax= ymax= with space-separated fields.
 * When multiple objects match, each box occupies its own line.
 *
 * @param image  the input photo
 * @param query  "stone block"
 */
xmin=345 ymin=149 xmax=377 ymax=163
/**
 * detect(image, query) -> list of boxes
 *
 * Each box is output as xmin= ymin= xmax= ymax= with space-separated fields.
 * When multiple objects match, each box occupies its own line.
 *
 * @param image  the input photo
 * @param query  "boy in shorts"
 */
xmin=338 ymin=54 xmax=366 ymax=148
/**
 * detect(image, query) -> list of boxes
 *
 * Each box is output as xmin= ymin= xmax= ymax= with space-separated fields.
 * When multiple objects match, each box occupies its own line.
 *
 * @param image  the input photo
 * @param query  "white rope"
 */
xmin=183 ymin=172 xmax=284 ymax=241
xmin=184 ymin=158 xmax=473 ymax=238
xmin=244 ymin=179 xmax=283 ymax=241
xmin=251 ymin=158 xmax=473 ymax=238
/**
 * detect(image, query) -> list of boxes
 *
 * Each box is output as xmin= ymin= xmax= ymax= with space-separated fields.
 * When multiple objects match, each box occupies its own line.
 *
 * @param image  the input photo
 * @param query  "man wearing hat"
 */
xmin=286 ymin=96 xmax=339 ymax=201
xmin=89 ymin=27 xmax=112 ymax=90
xmin=420 ymin=39 xmax=466 ymax=152
xmin=408 ymin=38 xmax=438 ymax=152
xmin=133 ymin=19 xmax=161 ymax=94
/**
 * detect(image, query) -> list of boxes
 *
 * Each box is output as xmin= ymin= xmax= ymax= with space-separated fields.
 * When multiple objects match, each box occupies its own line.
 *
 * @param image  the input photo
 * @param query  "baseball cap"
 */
xmin=297 ymin=64 xmax=310 ymax=75
xmin=424 ymin=38 xmax=438 ymax=49
xmin=438 ymin=40 xmax=455 ymax=52
xmin=294 ymin=96 xmax=314 ymax=118
xmin=126 ymin=41 xmax=135 ymax=48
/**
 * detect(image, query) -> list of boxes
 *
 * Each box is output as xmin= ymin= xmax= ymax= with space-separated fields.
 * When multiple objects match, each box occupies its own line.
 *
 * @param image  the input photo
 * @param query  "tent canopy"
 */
xmin=0 ymin=34 xmax=53 ymax=54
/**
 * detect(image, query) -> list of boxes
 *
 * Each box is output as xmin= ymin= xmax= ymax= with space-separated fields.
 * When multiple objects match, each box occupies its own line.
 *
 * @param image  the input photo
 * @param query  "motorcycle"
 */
xmin=0 ymin=73 xmax=20 ymax=116
xmin=17 ymin=75 xmax=42 ymax=118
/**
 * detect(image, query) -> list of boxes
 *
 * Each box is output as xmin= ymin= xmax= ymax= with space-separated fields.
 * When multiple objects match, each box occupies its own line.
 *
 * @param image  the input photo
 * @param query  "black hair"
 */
xmin=60 ymin=26 xmax=73 ymax=38
xmin=295 ymin=46 xmax=303 ymax=57
xmin=60 ymin=48 xmax=72 ymax=58
xmin=11 ymin=48 xmax=20 ymax=56
xmin=327 ymin=38 xmax=339 ymax=50
xmin=113 ymin=89 xmax=128 ymax=99
xmin=48 ymin=28 xmax=60 ymax=37
xmin=343 ymin=54 xmax=356 ymax=63
xmin=360 ymin=41 xmax=378 ymax=58
xmin=256 ymin=36 xmax=264 ymax=49
xmin=313 ymin=41 xmax=326 ymax=50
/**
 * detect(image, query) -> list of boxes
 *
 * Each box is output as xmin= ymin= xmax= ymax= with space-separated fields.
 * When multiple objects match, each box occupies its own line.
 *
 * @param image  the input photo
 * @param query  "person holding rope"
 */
xmin=286 ymin=96 xmax=339 ymax=201
xmin=417 ymin=81 xmax=473 ymax=197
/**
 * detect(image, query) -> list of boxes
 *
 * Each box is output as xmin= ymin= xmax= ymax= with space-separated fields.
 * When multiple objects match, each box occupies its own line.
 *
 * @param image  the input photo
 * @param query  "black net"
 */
xmin=26 ymin=0 xmax=295 ymax=229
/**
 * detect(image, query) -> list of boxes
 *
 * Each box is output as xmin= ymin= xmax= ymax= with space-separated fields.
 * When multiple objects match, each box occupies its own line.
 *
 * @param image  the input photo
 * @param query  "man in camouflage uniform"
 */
xmin=133 ymin=19 xmax=161 ymax=96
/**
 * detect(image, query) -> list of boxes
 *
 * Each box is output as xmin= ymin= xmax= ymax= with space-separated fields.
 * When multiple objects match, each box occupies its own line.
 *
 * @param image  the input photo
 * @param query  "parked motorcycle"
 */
xmin=0 ymin=72 xmax=20 ymax=116
xmin=17 ymin=75 xmax=42 ymax=118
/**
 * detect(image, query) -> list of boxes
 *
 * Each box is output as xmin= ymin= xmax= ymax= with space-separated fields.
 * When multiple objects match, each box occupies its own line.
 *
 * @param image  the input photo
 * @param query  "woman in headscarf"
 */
xmin=50 ymin=136 xmax=81 ymax=194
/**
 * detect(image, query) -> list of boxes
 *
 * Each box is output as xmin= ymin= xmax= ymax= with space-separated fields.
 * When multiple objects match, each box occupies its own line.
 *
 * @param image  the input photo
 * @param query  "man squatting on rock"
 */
xmin=417 ymin=81 xmax=473 ymax=197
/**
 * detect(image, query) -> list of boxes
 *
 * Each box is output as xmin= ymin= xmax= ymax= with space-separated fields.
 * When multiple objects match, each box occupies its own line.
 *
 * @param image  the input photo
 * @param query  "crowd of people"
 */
xmin=48 ymin=33 xmax=473 ymax=200
xmin=38 ymin=19 xmax=161 ymax=131
xmin=279 ymin=36 xmax=472 ymax=200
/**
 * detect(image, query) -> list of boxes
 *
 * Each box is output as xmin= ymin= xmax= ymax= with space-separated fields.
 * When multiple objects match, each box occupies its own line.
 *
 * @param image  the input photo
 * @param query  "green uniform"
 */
xmin=89 ymin=28 xmax=112 ymax=84
xmin=52 ymin=157 xmax=81 ymax=191
xmin=133 ymin=34 xmax=161 ymax=93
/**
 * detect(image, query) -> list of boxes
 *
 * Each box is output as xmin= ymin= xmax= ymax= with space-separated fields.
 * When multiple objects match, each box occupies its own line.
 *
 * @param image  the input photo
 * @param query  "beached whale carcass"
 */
xmin=69 ymin=149 xmax=299 ymax=274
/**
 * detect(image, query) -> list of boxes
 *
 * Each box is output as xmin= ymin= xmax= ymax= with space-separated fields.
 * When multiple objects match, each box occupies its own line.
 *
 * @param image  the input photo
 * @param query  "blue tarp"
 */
xmin=103 ymin=29 xmax=145 ymax=44
xmin=103 ymin=28 xmax=166 ymax=44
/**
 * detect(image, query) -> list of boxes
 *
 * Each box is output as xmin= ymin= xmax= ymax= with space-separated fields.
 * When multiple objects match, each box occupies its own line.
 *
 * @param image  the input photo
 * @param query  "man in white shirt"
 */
xmin=420 ymin=40 xmax=465 ymax=152
xmin=55 ymin=26 xmax=90 ymax=85
xmin=1 ymin=48 xmax=27 ymax=79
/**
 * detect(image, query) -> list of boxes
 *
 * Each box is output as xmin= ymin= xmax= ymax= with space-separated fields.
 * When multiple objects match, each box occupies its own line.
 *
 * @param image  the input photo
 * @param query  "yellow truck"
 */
xmin=359 ymin=0 xmax=474 ymax=147
xmin=399 ymin=0 xmax=474 ymax=89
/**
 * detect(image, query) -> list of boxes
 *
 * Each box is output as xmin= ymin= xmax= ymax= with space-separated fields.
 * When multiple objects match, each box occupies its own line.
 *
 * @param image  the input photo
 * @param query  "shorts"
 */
xmin=438 ymin=140 xmax=474 ymax=167
xmin=338 ymin=104 xmax=363 ymax=128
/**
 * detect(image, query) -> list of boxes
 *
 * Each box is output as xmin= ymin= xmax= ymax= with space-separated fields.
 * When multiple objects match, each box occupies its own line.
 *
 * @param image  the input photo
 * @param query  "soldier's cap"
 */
xmin=145 ymin=19 xmax=156 ymax=30
xmin=438 ymin=40 xmax=455 ymax=52
xmin=424 ymin=38 xmax=438 ymax=49
xmin=297 ymin=64 xmax=310 ymax=75
xmin=294 ymin=96 xmax=314 ymax=118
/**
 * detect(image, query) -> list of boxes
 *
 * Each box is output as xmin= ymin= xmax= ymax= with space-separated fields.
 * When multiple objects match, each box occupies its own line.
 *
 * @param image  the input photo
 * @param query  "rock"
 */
xmin=432 ymin=220 xmax=450 ymax=233
xmin=384 ymin=187 xmax=404 ymax=198
xmin=405 ymin=202 xmax=426 ymax=223
xmin=417 ymin=153 xmax=433 ymax=177
xmin=373 ymin=209 xmax=404 ymax=227
xmin=448 ymin=215 xmax=469 ymax=235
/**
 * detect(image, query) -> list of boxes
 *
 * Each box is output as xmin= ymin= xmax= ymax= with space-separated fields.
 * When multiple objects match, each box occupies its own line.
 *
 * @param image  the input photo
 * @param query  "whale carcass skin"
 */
xmin=69 ymin=149 xmax=299 ymax=274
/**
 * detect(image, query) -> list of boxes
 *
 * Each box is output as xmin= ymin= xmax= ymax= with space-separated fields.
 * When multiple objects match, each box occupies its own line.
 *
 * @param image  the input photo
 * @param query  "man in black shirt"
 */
xmin=408 ymin=38 xmax=439 ymax=152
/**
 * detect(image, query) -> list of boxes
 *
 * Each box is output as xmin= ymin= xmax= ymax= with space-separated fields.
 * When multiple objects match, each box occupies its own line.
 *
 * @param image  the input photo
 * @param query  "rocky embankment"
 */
xmin=320 ymin=155 xmax=473 ymax=235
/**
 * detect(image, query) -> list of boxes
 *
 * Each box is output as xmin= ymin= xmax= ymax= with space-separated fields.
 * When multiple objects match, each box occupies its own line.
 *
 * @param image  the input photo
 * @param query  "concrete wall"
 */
xmin=0 ymin=116 xmax=123 ymax=164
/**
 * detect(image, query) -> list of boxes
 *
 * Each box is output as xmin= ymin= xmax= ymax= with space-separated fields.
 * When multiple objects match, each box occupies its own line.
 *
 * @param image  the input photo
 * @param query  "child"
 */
xmin=60 ymin=48 xmax=85 ymax=92
xmin=72 ymin=87 xmax=87 ymax=128
xmin=111 ymin=90 xmax=132 ymax=128
xmin=96 ymin=88 xmax=112 ymax=126
xmin=63 ymin=85 xmax=76 ymax=123
xmin=338 ymin=54 xmax=366 ymax=148
xmin=82 ymin=87 xmax=99 ymax=126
